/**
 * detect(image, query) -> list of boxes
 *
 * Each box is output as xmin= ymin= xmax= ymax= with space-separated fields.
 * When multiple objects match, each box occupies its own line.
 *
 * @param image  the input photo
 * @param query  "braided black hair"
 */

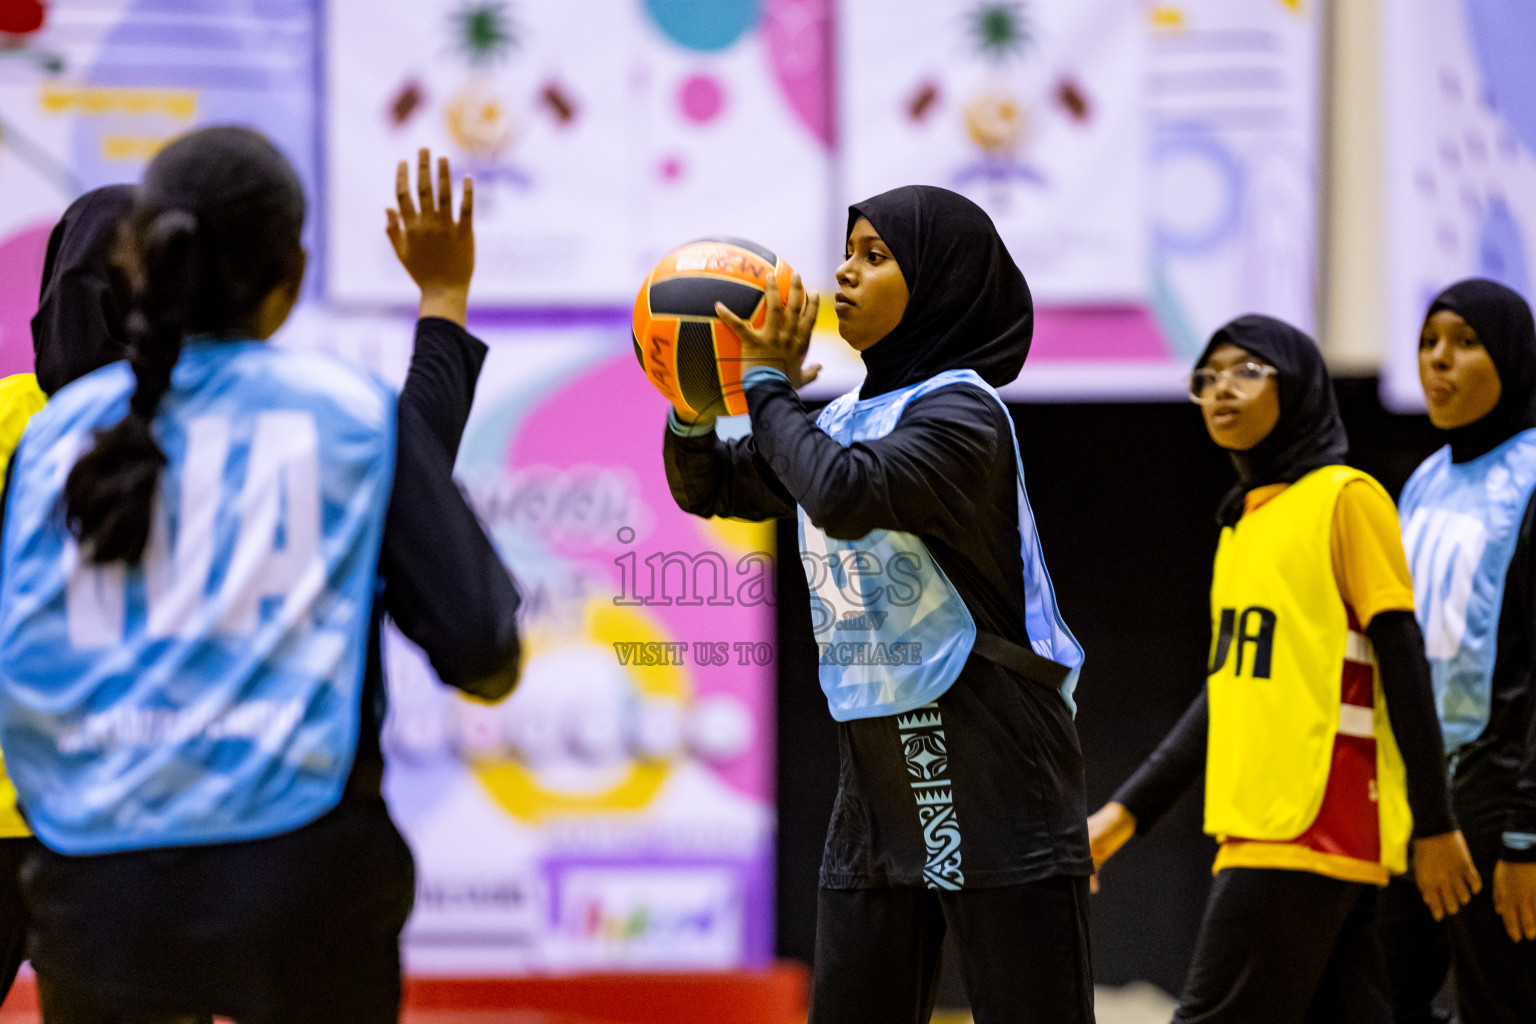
xmin=64 ymin=126 xmax=306 ymax=564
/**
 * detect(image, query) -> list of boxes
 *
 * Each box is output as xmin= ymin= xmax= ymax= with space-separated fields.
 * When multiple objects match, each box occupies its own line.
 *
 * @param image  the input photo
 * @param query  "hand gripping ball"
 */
xmin=632 ymin=237 xmax=793 ymax=419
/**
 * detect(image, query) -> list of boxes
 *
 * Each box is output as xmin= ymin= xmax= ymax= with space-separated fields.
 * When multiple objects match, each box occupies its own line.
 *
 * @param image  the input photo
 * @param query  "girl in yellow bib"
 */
xmin=1087 ymin=316 xmax=1479 ymax=1023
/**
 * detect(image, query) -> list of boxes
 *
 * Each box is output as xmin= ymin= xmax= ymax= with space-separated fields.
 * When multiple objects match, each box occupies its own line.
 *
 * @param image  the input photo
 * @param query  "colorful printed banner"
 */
xmin=1381 ymin=0 xmax=1536 ymax=410
xmin=324 ymin=0 xmax=835 ymax=306
xmin=1144 ymin=0 xmax=1324 ymax=362
xmin=284 ymin=315 xmax=777 ymax=973
xmin=822 ymin=0 xmax=1324 ymax=399
xmin=0 ymin=0 xmax=317 ymax=379
xmin=838 ymin=0 xmax=1147 ymax=306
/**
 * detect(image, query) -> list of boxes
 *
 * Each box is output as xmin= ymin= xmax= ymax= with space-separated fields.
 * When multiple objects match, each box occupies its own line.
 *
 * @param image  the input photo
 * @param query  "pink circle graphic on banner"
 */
xmin=659 ymin=154 xmax=686 ymax=182
xmin=678 ymin=74 xmax=725 ymax=123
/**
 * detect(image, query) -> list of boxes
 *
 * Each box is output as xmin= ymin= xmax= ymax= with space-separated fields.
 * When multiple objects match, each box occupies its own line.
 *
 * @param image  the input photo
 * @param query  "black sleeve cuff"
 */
xmin=416 ymin=315 xmax=487 ymax=352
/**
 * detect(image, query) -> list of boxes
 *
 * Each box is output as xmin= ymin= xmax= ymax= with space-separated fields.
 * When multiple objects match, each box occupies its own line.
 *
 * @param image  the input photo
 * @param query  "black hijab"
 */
xmin=1425 ymin=278 xmax=1536 ymax=463
xmin=1196 ymin=315 xmax=1348 ymax=527
xmin=847 ymin=185 xmax=1033 ymax=399
xmin=30 ymin=185 xmax=137 ymax=396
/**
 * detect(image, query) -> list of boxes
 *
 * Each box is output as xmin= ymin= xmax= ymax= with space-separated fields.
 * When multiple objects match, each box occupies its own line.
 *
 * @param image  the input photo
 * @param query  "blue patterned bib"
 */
xmin=1400 ymin=430 xmax=1536 ymax=753
xmin=0 ymin=341 xmax=395 ymax=854
xmin=798 ymin=369 xmax=1082 ymax=721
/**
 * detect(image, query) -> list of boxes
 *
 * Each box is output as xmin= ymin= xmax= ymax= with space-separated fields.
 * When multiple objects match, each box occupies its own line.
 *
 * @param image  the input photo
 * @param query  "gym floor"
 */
xmin=0 ymin=977 xmax=1177 ymax=1023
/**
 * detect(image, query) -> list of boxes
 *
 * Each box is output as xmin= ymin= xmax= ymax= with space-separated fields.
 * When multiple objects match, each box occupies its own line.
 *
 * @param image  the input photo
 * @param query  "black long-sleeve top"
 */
xmin=666 ymin=377 xmax=1032 ymax=648
xmin=666 ymin=376 xmax=1091 ymax=887
xmin=350 ymin=316 xmax=522 ymax=795
xmin=1451 ymin=491 xmax=1536 ymax=861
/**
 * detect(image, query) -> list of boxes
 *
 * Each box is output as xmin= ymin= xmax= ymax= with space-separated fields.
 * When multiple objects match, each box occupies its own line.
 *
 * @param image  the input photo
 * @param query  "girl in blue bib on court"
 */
xmin=664 ymin=185 xmax=1093 ymax=1023
xmin=1385 ymin=279 xmax=1536 ymax=1024
xmin=0 ymin=127 xmax=522 ymax=1023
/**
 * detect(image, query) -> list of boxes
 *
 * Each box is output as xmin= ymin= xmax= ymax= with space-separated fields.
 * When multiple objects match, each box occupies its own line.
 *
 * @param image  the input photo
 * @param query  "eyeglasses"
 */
xmin=1188 ymin=362 xmax=1277 ymax=404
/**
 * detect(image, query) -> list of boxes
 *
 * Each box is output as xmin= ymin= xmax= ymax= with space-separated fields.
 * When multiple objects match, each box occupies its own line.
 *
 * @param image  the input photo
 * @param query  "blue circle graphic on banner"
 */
xmin=645 ymin=0 xmax=760 ymax=52
xmin=1151 ymin=127 xmax=1245 ymax=256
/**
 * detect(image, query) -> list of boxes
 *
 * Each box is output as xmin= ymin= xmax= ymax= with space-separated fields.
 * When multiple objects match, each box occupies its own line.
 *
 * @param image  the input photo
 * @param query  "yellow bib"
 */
xmin=1206 ymin=466 xmax=1412 ymax=874
xmin=0 ymin=373 xmax=46 ymax=839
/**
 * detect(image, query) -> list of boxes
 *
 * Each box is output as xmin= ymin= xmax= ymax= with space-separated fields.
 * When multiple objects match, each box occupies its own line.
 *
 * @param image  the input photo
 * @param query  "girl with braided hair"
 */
xmin=0 ymin=127 xmax=522 ymax=1023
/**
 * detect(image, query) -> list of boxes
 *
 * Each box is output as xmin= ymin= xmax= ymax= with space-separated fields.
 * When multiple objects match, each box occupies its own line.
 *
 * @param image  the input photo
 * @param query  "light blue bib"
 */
xmin=0 ymin=341 xmax=395 ymax=854
xmin=1400 ymin=430 xmax=1536 ymax=753
xmin=798 ymin=369 xmax=1082 ymax=721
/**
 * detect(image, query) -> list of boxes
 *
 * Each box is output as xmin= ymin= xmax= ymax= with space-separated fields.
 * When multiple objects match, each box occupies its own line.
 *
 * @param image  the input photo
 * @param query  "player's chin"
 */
xmin=835 ymin=316 xmax=870 ymax=350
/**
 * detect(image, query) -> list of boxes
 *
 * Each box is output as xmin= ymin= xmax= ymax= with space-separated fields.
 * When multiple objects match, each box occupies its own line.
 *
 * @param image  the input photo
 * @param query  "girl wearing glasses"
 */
xmin=1383 ymin=279 xmax=1536 ymax=1023
xmin=1087 ymin=315 xmax=1477 ymax=1024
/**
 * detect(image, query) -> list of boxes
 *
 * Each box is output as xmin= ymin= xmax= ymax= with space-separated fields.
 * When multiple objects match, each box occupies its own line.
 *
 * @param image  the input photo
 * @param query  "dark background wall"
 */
xmin=773 ymin=379 xmax=1444 ymax=999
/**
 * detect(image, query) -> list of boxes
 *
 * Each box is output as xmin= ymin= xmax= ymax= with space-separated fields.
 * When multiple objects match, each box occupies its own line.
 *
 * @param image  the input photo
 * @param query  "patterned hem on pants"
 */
xmin=897 ymin=703 xmax=964 ymax=890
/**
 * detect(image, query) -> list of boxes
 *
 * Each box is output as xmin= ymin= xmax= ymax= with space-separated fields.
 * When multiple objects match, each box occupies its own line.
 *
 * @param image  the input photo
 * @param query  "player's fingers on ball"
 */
xmin=417 ymin=148 xmax=434 ymax=211
xmin=787 ymin=273 xmax=805 ymax=313
xmin=765 ymin=274 xmax=785 ymax=316
xmin=797 ymin=291 xmax=819 ymax=335
xmin=395 ymin=160 xmax=415 ymax=217
xmin=715 ymin=301 xmax=750 ymax=336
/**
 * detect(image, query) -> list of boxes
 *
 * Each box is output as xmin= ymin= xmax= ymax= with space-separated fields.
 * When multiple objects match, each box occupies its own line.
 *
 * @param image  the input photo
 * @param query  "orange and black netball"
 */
xmin=632 ymin=237 xmax=794 ymax=419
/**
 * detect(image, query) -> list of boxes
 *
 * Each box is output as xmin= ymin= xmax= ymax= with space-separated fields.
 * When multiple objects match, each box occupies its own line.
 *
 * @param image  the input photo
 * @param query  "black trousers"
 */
xmin=0 ymin=836 xmax=37 ymax=1004
xmin=1445 ymin=852 xmax=1536 ymax=1024
xmin=1378 ymin=874 xmax=1453 ymax=1024
xmin=809 ymin=876 xmax=1095 ymax=1024
xmin=1173 ymin=868 xmax=1391 ymax=1024
xmin=21 ymin=798 xmax=414 ymax=1024
xmin=1381 ymin=852 xmax=1536 ymax=1024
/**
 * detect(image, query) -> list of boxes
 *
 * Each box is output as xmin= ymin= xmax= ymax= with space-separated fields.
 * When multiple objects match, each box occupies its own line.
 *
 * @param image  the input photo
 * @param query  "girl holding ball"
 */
xmin=665 ymin=185 xmax=1093 ymax=1023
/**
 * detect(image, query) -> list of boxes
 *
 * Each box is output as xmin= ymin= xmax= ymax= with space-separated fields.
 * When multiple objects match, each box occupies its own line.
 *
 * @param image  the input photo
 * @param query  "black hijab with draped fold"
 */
xmin=848 ymin=185 xmax=1033 ymax=399
xmin=1425 ymin=278 xmax=1536 ymax=463
xmin=1196 ymin=315 xmax=1348 ymax=527
xmin=30 ymin=185 xmax=136 ymax=396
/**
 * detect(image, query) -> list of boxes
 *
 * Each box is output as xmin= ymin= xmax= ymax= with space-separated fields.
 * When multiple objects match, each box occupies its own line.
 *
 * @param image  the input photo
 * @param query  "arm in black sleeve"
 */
xmin=1368 ymin=609 xmax=1456 ymax=838
xmin=1502 ymin=493 xmax=1536 ymax=859
xmin=1111 ymin=689 xmax=1208 ymax=834
xmin=379 ymin=320 xmax=521 ymax=702
xmin=1508 ymin=672 xmax=1536 ymax=860
xmin=398 ymin=316 xmax=488 ymax=458
xmin=744 ymin=378 xmax=999 ymax=541
xmin=662 ymin=418 xmax=798 ymax=522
